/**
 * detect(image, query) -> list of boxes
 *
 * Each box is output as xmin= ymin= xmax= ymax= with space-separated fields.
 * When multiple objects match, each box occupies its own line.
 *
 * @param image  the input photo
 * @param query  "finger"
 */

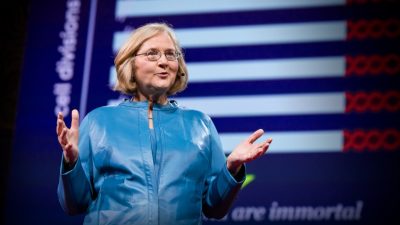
xmin=57 ymin=118 xmax=66 ymax=135
xmin=261 ymin=141 xmax=270 ymax=153
xmin=246 ymin=129 xmax=264 ymax=144
xmin=56 ymin=112 xmax=66 ymax=135
xmin=58 ymin=111 xmax=64 ymax=120
xmin=70 ymin=109 xmax=79 ymax=130
xmin=261 ymin=138 xmax=272 ymax=151
xmin=58 ymin=135 xmax=64 ymax=147
xmin=60 ymin=128 xmax=69 ymax=146
xmin=256 ymin=138 xmax=271 ymax=153
xmin=65 ymin=143 xmax=72 ymax=152
xmin=253 ymin=142 xmax=270 ymax=159
xmin=252 ymin=138 xmax=272 ymax=152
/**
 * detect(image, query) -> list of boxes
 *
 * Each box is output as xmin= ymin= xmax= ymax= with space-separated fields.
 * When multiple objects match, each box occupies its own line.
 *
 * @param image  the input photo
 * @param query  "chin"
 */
xmin=155 ymin=81 xmax=174 ymax=88
xmin=152 ymin=84 xmax=172 ymax=93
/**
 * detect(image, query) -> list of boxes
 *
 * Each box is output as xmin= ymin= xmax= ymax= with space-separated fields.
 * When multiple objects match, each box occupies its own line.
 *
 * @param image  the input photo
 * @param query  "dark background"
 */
xmin=0 ymin=1 xmax=30 ymax=224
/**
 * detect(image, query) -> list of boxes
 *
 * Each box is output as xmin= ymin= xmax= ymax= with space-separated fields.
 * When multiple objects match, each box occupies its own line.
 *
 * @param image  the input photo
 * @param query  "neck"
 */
xmin=133 ymin=92 xmax=168 ymax=105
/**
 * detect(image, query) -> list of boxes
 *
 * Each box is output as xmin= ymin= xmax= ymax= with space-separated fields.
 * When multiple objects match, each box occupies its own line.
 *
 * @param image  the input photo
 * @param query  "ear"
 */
xmin=178 ymin=65 xmax=185 ymax=76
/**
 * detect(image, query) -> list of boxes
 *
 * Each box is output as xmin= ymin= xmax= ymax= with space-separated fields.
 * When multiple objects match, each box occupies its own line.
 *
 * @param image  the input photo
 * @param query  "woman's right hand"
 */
xmin=56 ymin=109 xmax=80 ymax=167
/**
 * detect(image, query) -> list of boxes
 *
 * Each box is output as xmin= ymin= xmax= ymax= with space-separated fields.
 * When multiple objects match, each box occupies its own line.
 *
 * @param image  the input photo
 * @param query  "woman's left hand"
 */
xmin=226 ymin=129 xmax=272 ymax=175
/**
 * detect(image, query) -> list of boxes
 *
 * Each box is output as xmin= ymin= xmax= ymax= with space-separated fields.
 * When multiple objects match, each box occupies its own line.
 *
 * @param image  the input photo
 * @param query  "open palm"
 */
xmin=56 ymin=109 xmax=80 ymax=166
xmin=227 ymin=129 xmax=272 ymax=175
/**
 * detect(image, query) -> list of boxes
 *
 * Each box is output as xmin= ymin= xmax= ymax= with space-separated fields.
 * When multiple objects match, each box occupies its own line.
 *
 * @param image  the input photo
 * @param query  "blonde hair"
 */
xmin=113 ymin=22 xmax=189 ymax=96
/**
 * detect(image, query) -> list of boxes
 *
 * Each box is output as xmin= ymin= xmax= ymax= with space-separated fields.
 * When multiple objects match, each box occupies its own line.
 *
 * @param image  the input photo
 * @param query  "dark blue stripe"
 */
xmin=183 ymin=40 xmax=400 ymax=62
xmin=175 ymin=76 xmax=400 ymax=97
xmin=211 ymin=113 xmax=400 ymax=132
xmin=116 ymin=4 xmax=399 ymax=30
xmin=116 ymin=6 xmax=346 ymax=30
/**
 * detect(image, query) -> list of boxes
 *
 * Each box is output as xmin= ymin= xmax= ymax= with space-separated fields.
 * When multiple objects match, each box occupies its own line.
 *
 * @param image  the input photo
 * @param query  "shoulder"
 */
xmin=83 ymin=104 xmax=125 ymax=123
xmin=173 ymin=100 xmax=213 ymax=124
xmin=88 ymin=104 xmax=119 ymax=116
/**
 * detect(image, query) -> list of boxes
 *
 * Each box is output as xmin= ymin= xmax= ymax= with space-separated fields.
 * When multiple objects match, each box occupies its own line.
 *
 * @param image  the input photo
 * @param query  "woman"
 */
xmin=56 ymin=22 xmax=272 ymax=225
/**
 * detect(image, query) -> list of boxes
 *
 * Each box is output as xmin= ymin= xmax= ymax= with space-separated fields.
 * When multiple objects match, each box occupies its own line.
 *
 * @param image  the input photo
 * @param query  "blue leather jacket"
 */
xmin=58 ymin=99 xmax=245 ymax=225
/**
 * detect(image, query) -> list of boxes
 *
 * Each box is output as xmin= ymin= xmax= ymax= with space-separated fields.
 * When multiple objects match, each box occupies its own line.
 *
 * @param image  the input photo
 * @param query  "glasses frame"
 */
xmin=135 ymin=49 xmax=182 ymax=61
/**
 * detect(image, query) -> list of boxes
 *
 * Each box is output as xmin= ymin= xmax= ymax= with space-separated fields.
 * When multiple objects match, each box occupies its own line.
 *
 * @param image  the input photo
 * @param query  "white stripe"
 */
xmin=179 ymin=21 xmax=345 ymax=48
xmin=187 ymin=57 xmax=345 ymax=82
xmin=174 ymin=93 xmax=345 ymax=117
xmin=107 ymin=56 xmax=344 ymax=87
xmin=113 ymin=21 xmax=346 ymax=50
xmin=109 ymin=66 xmax=117 ymax=87
xmin=108 ymin=98 xmax=123 ymax=106
xmin=116 ymin=0 xmax=345 ymax=18
xmin=220 ymin=130 xmax=343 ymax=153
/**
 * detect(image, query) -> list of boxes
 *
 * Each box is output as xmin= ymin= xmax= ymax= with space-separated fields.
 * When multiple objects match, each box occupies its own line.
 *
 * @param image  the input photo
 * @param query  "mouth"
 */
xmin=155 ymin=72 xmax=169 ymax=78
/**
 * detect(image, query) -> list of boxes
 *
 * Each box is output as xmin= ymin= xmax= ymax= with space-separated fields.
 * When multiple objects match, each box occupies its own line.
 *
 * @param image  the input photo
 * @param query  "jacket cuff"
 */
xmin=223 ymin=163 xmax=246 ymax=184
xmin=217 ymin=163 xmax=246 ymax=198
xmin=60 ymin=155 xmax=81 ymax=176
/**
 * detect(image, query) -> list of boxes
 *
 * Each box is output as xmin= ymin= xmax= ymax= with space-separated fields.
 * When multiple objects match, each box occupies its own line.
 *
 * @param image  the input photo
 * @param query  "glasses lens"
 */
xmin=147 ymin=50 xmax=160 ymax=61
xmin=165 ymin=51 xmax=177 ymax=61
xmin=143 ymin=50 xmax=181 ymax=61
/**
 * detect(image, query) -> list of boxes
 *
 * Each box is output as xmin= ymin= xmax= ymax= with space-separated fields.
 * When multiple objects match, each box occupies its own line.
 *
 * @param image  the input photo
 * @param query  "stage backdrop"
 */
xmin=5 ymin=0 xmax=400 ymax=224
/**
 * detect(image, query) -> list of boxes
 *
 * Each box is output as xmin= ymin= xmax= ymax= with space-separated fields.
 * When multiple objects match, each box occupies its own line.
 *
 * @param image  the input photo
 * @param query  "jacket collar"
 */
xmin=119 ymin=98 xmax=178 ymax=111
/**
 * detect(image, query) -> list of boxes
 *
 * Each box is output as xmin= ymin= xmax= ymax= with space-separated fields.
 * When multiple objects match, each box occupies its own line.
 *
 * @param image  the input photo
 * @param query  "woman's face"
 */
xmin=134 ymin=32 xmax=179 ymax=99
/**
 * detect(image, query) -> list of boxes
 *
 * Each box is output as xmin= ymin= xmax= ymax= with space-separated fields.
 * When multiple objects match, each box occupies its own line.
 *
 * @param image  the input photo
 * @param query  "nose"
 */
xmin=157 ymin=53 xmax=168 ymax=68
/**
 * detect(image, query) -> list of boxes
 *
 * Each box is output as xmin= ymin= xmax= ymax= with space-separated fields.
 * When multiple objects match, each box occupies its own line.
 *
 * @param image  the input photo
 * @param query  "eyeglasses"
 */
xmin=135 ymin=49 xmax=182 ymax=61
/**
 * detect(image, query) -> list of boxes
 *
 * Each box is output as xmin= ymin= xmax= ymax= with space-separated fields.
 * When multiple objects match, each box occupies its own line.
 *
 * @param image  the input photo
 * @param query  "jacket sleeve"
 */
xmin=57 ymin=114 xmax=95 ymax=215
xmin=202 ymin=116 xmax=246 ymax=219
